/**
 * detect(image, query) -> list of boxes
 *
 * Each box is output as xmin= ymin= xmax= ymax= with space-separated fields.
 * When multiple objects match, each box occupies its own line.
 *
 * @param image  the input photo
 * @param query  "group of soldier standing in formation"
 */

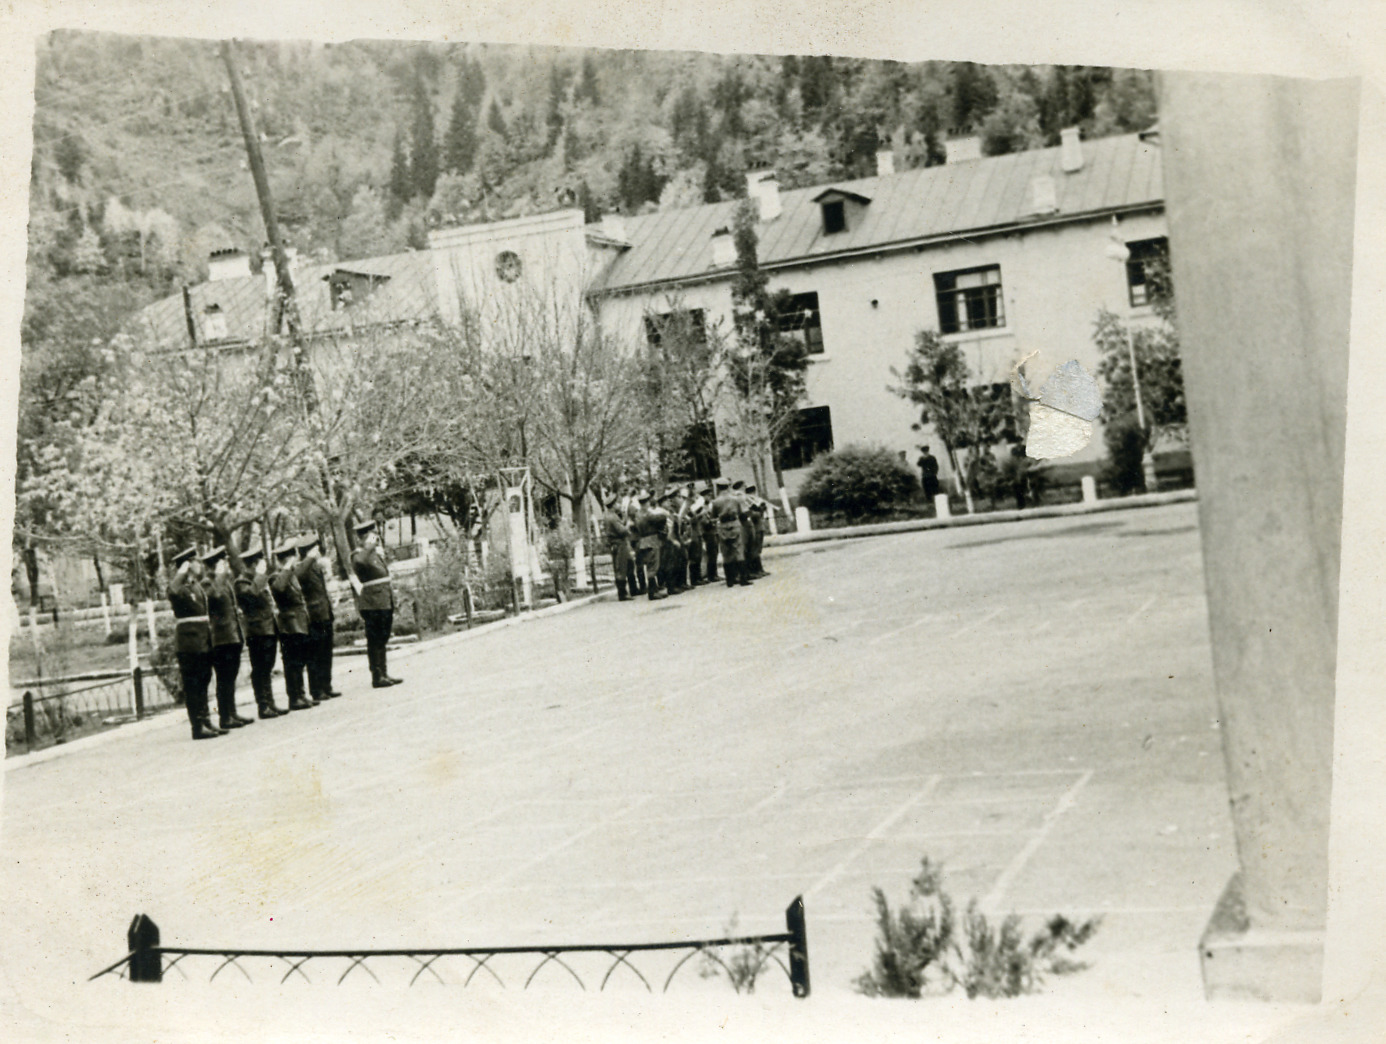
xmin=166 ymin=519 xmax=403 ymax=741
xmin=602 ymin=477 xmax=773 ymax=600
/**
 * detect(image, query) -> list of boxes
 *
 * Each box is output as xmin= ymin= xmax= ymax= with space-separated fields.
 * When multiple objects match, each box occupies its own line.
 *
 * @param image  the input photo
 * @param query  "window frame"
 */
xmin=933 ymin=264 xmax=1005 ymax=335
xmin=644 ymin=307 xmax=708 ymax=350
xmin=1125 ymin=237 xmax=1169 ymax=308
xmin=774 ymin=405 xmax=834 ymax=472
xmin=775 ymin=291 xmax=825 ymax=356
xmin=821 ymin=200 xmax=846 ymax=235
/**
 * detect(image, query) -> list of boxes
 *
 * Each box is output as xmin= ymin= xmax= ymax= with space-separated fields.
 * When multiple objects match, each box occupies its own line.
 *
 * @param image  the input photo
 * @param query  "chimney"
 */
xmin=711 ymin=226 xmax=736 ymax=267
xmin=208 ymin=247 xmax=251 ymax=282
xmin=1060 ymin=126 xmax=1083 ymax=173
xmin=600 ymin=214 xmax=628 ymax=243
xmin=745 ymin=170 xmax=782 ymax=221
xmin=875 ymin=149 xmax=896 ymax=177
xmin=944 ymin=136 xmax=982 ymax=164
xmin=1029 ymin=174 xmax=1059 ymax=215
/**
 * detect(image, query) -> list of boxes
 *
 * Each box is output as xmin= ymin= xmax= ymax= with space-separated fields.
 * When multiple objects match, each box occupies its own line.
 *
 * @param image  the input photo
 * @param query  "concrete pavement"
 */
xmin=0 ymin=501 xmax=1315 ymax=1043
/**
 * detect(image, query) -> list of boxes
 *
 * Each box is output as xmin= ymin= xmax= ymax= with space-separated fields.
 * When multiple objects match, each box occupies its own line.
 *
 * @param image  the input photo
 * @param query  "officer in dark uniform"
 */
xmin=701 ymin=484 xmax=720 ymax=583
xmin=270 ymin=541 xmax=316 ymax=711
xmin=202 ymin=546 xmax=252 ymax=730
xmin=601 ymin=492 xmax=636 ymax=601
xmin=168 ymin=546 xmax=223 ymax=740
xmin=633 ymin=492 xmax=666 ymax=601
xmin=296 ymin=534 xmax=341 ymax=701
xmin=233 ymin=545 xmax=283 ymax=719
xmin=350 ymin=519 xmax=401 ymax=688
xmin=917 ymin=445 xmax=941 ymax=501
xmin=712 ymin=479 xmax=752 ymax=587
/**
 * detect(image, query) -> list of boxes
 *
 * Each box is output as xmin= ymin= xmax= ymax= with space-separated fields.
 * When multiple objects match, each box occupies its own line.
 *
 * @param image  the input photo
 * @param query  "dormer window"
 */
xmin=810 ymin=187 xmax=872 ymax=236
xmin=203 ymin=303 xmax=228 ymax=341
xmin=822 ymin=200 xmax=846 ymax=235
xmin=324 ymin=269 xmax=390 ymax=311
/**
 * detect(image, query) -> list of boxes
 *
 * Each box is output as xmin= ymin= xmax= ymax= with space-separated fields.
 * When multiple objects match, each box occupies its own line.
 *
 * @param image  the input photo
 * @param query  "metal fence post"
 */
xmin=786 ymin=895 xmax=810 ymax=998
xmin=132 ymin=666 xmax=145 ymax=721
xmin=127 ymin=914 xmax=162 ymax=983
xmin=589 ymin=553 xmax=599 ymax=593
xmin=23 ymin=692 xmax=36 ymax=753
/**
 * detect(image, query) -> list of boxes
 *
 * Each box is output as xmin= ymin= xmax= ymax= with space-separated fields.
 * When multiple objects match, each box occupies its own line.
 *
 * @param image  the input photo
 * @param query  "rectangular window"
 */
xmin=821 ymin=200 xmax=846 ymax=235
xmin=934 ymin=265 xmax=1004 ymax=334
xmin=644 ymin=308 xmax=707 ymax=349
xmin=1126 ymin=237 xmax=1170 ymax=307
xmin=663 ymin=421 xmax=721 ymax=482
xmin=775 ymin=292 xmax=825 ymax=355
xmin=775 ymin=405 xmax=834 ymax=472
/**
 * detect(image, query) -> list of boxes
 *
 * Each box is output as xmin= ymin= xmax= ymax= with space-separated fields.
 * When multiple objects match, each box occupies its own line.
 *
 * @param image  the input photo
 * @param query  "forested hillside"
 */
xmin=25 ymin=31 xmax=1157 ymax=347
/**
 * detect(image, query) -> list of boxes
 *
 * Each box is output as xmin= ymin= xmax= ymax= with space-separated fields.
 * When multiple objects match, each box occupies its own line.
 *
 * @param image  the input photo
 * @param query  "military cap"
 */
xmin=731 ymin=479 xmax=746 ymax=490
xmin=698 ymin=485 xmax=713 ymax=496
xmin=635 ymin=490 xmax=651 ymax=503
xmin=241 ymin=545 xmax=265 ymax=564
xmin=746 ymin=484 xmax=758 ymax=494
xmin=713 ymin=477 xmax=730 ymax=489
xmin=274 ymin=540 xmax=301 ymax=559
xmin=297 ymin=533 xmax=322 ymax=553
xmin=200 ymin=545 xmax=227 ymax=566
xmin=353 ymin=519 xmax=378 ymax=536
xmin=171 ymin=546 xmax=199 ymax=566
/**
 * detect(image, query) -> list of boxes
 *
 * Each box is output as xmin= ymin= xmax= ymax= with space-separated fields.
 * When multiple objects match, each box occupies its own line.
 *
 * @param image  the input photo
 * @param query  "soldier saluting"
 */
xmin=296 ymin=534 xmax=341 ymax=701
xmin=233 ymin=545 xmax=284 ymax=719
xmin=202 ymin=545 xmax=253 ymax=730
xmin=350 ymin=519 xmax=402 ymax=688
xmin=168 ymin=546 xmax=223 ymax=740
xmin=270 ymin=540 xmax=316 ymax=711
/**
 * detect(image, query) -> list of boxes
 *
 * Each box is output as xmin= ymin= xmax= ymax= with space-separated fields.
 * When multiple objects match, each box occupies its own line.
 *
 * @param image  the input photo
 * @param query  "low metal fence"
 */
xmin=92 ymin=899 xmax=810 ymax=997
xmin=7 ymin=665 xmax=182 ymax=755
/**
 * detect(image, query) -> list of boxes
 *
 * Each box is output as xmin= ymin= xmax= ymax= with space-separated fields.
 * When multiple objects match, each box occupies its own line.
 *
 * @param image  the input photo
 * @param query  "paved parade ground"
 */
xmin=0 ymin=502 xmax=1312 ymax=1042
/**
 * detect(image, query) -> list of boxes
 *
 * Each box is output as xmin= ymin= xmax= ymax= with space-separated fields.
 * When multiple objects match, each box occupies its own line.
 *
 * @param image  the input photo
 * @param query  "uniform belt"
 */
xmin=176 ymin=616 xmax=210 ymax=625
xmin=360 ymin=576 xmax=392 ymax=588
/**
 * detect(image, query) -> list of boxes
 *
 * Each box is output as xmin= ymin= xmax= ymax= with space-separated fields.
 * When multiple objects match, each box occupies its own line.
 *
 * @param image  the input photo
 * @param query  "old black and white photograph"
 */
xmin=2 ymin=2 xmax=1384 ymax=1042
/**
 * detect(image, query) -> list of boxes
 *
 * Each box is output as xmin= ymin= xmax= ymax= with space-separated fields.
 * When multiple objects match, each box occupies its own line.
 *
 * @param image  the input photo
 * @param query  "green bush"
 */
xmin=798 ymin=445 xmax=920 ymax=520
xmin=401 ymin=541 xmax=473 ymax=633
xmin=855 ymin=857 xmax=1100 ymax=999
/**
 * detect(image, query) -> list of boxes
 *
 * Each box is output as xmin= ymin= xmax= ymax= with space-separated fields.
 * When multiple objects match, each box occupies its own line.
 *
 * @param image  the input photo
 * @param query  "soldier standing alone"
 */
xmin=169 ymin=546 xmax=223 ymax=740
xmin=711 ymin=479 xmax=751 ymax=587
xmin=350 ymin=520 xmax=402 ymax=688
xmin=233 ymin=545 xmax=283 ymax=719
xmin=296 ymin=534 xmax=341 ymax=701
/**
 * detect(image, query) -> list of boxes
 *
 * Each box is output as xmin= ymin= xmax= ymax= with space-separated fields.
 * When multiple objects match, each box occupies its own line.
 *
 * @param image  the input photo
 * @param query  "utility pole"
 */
xmin=219 ymin=38 xmax=317 ymax=412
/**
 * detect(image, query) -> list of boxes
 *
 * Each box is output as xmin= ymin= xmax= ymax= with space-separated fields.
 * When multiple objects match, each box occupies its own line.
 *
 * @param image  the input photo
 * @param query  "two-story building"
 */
xmin=137 ymin=128 xmax=1166 ymax=500
xmin=586 ymin=127 xmax=1167 ymax=493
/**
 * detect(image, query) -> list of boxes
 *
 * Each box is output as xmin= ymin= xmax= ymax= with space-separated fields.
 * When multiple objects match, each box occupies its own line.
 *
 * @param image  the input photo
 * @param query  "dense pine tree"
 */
xmin=443 ymin=90 xmax=478 ymax=174
xmin=409 ymin=83 xmax=440 ymax=201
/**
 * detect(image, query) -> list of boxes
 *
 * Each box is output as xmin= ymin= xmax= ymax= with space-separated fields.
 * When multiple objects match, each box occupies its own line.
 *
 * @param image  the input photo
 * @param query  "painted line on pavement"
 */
xmin=980 ymin=768 xmax=1094 ymax=914
xmin=1125 ymin=594 xmax=1159 ymax=624
xmin=803 ymin=774 xmax=942 ymax=900
xmin=950 ymin=605 xmax=1006 ymax=636
xmin=456 ymin=795 xmax=655 ymax=903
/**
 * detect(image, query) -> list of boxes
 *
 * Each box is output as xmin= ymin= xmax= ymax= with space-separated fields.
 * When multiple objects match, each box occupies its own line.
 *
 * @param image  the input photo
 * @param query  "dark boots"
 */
xmin=616 ymin=579 xmax=630 ymax=601
xmin=192 ymin=717 xmax=225 ymax=740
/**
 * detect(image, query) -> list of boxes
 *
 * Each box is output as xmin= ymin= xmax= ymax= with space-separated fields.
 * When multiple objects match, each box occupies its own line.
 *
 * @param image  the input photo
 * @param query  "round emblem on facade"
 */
xmin=495 ymin=250 xmax=523 ymax=283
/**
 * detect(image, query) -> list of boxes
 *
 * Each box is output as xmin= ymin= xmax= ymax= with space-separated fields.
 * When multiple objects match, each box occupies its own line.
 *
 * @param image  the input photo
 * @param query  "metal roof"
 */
xmin=590 ymin=131 xmax=1163 ymax=295
xmin=132 ymin=250 xmax=440 ymax=350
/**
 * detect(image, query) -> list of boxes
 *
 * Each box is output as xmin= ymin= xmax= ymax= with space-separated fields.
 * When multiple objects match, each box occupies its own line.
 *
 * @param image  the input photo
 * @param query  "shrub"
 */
xmin=401 ymin=541 xmax=473 ymax=633
xmin=540 ymin=520 xmax=578 ymax=600
xmin=1102 ymin=413 xmax=1148 ymax=495
xmin=798 ymin=445 xmax=920 ymax=520
xmin=855 ymin=857 xmax=1100 ymax=999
